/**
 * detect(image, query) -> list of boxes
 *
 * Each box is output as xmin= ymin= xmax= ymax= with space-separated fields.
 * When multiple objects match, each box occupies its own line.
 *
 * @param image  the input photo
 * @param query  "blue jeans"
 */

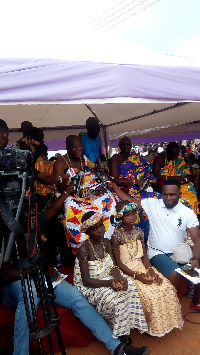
xmin=1 ymin=279 xmax=120 ymax=355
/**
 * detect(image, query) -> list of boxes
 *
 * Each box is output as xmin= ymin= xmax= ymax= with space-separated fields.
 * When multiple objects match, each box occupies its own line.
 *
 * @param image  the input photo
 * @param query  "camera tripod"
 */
xmin=0 ymin=172 xmax=66 ymax=355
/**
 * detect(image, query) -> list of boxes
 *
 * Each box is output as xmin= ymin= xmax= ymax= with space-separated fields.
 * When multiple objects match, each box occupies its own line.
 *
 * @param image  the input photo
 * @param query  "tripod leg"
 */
xmin=26 ymin=270 xmax=44 ymax=354
xmin=53 ymin=324 xmax=67 ymax=355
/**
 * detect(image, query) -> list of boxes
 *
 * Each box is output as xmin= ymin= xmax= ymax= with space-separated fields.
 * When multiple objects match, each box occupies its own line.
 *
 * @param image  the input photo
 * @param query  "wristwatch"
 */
xmin=57 ymin=175 xmax=63 ymax=183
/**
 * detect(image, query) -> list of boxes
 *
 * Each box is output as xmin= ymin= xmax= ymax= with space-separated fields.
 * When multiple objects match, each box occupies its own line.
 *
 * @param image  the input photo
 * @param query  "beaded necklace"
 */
xmin=88 ymin=238 xmax=106 ymax=268
xmin=121 ymin=227 xmax=138 ymax=260
xmin=66 ymin=152 xmax=85 ymax=172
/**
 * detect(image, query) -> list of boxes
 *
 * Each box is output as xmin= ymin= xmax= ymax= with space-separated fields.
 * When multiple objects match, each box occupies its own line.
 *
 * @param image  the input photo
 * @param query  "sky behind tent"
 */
xmin=1 ymin=0 xmax=200 ymax=66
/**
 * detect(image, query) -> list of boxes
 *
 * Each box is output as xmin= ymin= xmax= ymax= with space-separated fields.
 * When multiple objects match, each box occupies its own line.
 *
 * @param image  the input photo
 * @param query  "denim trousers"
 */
xmin=2 ymin=279 xmax=120 ymax=355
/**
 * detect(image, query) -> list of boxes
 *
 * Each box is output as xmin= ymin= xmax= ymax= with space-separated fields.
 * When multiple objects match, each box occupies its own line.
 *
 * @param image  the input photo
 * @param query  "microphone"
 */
xmin=71 ymin=171 xmax=85 ymax=196
xmin=71 ymin=174 xmax=79 ymax=195
xmin=76 ymin=171 xmax=84 ymax=196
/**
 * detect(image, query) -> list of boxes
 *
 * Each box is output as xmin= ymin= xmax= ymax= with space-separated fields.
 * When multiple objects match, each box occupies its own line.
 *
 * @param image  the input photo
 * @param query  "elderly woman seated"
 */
xmin=107 ymin=137 xmax=159 ymax=240
xmin=108 ymin=137 xmax=157 ymax=198
xmin=53 ymin=135 xmax=117 ymax=254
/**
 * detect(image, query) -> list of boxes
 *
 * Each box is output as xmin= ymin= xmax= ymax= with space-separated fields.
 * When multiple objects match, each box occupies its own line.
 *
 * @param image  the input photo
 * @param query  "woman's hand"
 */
xmin=135 ymin=178 xmax=146 ymax=187
xmin=111 ymin=279 xmax=122 ymax=291
xmin=147 ymin=268 xmax=163 ymax=285
xmin=118 ymin=277 xmax=128 ymax=291
xmin=111 ymin=277 xmax=128 ymax=291
xmin=141 ymin=211 xmax=148 ymax=221
xmin=135 ymin=272 xmax=154 ymax=284
xmin=136 ymin=179 xmax=149 ymax=191
xmin=107 ymin=180 xmax=116 ymax=190
xmin=111 ymin=267 xmax=128 ymax=291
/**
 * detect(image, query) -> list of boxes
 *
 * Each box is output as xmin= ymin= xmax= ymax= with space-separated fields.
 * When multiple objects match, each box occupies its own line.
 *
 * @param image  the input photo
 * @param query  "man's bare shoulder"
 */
xmin=153 ymin=151 xmax=165 ymax=164
xmin=110 ymin=153 xmax=124 ymax=163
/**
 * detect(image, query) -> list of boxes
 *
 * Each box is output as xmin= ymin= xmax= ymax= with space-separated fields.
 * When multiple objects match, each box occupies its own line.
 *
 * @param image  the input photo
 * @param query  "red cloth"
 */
xmin=0 ymin=264 xmax=94 ymax=353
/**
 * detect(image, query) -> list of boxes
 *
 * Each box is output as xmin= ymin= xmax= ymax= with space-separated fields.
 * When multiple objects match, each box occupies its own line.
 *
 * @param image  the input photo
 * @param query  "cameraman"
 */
xmin=0 ymin=119 xmax=150 ymax=355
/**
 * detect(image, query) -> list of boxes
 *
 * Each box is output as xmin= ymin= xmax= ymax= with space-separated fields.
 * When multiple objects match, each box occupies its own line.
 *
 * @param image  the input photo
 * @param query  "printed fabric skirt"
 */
xmin=74 ymin=254 xmax=148 ymax=338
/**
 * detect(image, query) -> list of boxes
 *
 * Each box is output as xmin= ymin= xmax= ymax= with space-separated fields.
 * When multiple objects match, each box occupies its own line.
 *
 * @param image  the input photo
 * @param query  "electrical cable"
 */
xmin=93 ymin=0 xmax=138 ymax=27
xmin=184 ymin=311 xmax=200 ymax=324
xmin=102 ymin=0 xmax=160 ymax=31
xmin=158 ymin=52 xmax=200 ymax=61
xmin=96 ymin=0 xmax=150 ymax=30
xmin=105 ymin=102 xmax=189 ymax=128
xmin=90 ymin=0 xmax=128 ymax=24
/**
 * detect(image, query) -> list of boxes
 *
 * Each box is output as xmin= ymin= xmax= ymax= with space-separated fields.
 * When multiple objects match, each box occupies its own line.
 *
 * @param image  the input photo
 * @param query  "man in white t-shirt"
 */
xmin=111 ymin=178 xmax=200 ymax=312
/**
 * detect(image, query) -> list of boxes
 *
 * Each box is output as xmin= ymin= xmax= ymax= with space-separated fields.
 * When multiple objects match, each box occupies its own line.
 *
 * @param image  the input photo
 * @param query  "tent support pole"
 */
xmin=102 ymin=125 xmax=108 ymax=159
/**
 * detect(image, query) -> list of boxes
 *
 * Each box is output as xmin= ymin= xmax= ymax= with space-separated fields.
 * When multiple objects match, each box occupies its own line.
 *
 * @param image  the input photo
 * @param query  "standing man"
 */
xmin=15 ymin=121 xmax=33 ymax=149
xmin=111 ymin=178 xmax=200 ymax=311
xmin=81 ymin=116 xmax=101 ymax=163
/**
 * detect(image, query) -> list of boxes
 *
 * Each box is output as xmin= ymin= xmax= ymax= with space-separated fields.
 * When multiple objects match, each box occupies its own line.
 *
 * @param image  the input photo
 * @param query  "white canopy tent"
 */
xmin=0 ymin=58 xmax=200 ymax=155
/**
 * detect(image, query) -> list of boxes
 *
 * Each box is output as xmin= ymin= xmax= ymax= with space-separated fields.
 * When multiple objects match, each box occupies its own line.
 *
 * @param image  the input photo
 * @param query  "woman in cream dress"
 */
xmin=74 ymin=211 xmax=148 ymax=339
xmin=111 ymin=201 xmax=183 ymax=337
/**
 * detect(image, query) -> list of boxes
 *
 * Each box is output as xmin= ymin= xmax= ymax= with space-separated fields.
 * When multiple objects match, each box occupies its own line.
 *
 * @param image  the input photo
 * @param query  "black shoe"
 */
xmin=114 ymin=343 xmax=151 ymax=355
xmin=118 ymin=335 xmax=132 ymax=346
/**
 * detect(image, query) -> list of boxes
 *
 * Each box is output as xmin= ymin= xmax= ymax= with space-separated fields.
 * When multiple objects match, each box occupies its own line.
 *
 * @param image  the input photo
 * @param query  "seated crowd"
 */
xmin=0 ymin=118 xmax=200 ymax=355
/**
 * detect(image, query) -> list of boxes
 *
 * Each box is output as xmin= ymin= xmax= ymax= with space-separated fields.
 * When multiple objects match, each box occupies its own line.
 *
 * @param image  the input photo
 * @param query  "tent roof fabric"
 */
xmin=1 ymin=59 xmax=200 ymax=102
xmin=0 ymin=59 xmax=200 ymax=144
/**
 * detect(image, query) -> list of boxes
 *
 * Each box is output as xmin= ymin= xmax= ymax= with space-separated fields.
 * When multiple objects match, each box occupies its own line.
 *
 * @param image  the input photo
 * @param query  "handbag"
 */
xmin=170 ymin=243 xmax=193 ymax=264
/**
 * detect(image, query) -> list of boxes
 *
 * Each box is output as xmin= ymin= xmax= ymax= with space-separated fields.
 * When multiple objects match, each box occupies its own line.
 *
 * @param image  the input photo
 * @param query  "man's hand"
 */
xmin=190 ymin=258 xmax=200 ymax=270
xmin=48 ymin=266 xmax=60 ymax=282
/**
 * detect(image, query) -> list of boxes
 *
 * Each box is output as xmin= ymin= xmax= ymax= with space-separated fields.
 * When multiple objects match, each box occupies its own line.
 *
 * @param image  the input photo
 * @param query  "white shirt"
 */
xmin=141 ymin=199 xmax=199 ymax=259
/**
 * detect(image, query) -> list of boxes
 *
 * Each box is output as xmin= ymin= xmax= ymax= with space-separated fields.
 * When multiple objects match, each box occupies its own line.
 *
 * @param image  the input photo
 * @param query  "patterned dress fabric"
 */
xmin=117 ymin=153 xmax=160 ymax=240
xmin=160 ymin=155 xmax=198 ymax=214
xmin=63 ymin=170 xmax=117 ymax=254
xmin=118 ymin=153 xmax=157 ymax=198
xmin=34 ymin=156 xmax=55 ymax=196
xmin=112 ymin=228 xmax=183 ymax=337
xmin=74 ymin=253 xmax=148 ymax=338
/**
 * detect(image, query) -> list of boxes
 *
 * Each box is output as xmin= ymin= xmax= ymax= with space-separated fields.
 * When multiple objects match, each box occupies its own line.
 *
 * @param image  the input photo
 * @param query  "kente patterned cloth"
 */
xmin=112 ymin=228 xmax=183 ymax=337
xmin=74 ymin=253 xmax=148 ymax=338
xmin=63 ymin=170 xmax=117 ymax=254
xmin=118 ymin=153 xmax=157 ymax=198
xmin=160 ymin=155 xmax=198 ymax=214
xmin=113 ymin=153 xmax=160 ymax=241
xmin=34 ymin=156 xmax=55 ymax=196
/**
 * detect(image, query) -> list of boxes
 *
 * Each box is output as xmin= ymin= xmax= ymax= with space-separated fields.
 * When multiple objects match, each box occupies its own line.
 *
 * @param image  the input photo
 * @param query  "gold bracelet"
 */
xmin=133 ymin=271 xmax=140 ymax=279
xmin=63 ymin=190 xmax=69 ymax=196
xmin=147 ymin=266 xmax=154 ymax=274
xmin=132 ymin=179 xmax=136 ymax=185
xmin=110 ymin=265 xmax=120 ymax=272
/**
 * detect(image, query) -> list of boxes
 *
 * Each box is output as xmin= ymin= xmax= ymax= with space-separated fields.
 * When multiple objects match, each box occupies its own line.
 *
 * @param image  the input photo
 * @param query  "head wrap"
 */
xmin=115 ymin=202 xmax=139 ymax=227
xmin=80 ymin=212 xmax=104 ymax=233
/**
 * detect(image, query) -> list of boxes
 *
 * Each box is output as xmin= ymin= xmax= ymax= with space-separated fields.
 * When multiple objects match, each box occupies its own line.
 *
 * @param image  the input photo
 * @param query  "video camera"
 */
xmin=0 ymin=146 xmax=34 ymax=198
